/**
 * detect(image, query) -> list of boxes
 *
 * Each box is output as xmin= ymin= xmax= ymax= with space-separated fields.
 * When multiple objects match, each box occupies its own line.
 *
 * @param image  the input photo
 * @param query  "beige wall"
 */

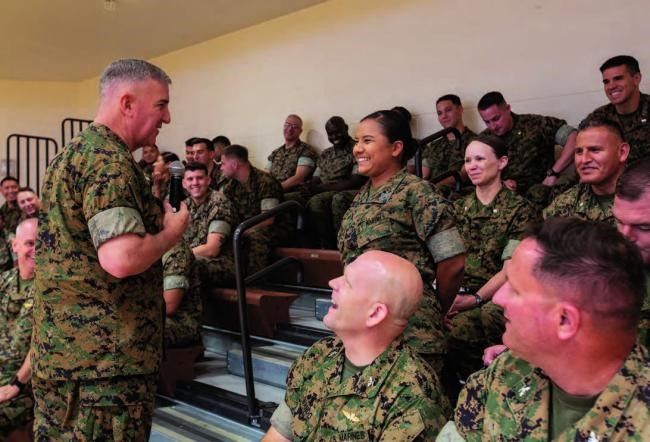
xmin=3 ymin=0 xmax=650 ymax=170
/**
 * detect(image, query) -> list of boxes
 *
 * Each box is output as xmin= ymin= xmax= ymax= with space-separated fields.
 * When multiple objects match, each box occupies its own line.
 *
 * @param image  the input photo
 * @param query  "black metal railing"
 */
xmin=232 ymin=200 xmax=305 ymax=426
xmin=61 ymin=117 xmax=92 ymax=147
xmin=414 ymin=127 xmax=462 ymax=178
xmin=431 ymin=170 xmax=463 ymax=193
xmin=5 ymin=134 xmax=58 ymax=195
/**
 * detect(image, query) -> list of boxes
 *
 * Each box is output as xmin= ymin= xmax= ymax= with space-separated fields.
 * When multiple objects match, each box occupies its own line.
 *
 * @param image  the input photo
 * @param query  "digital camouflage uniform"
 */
xmin=163 ymin=239 xmax=202 ymax=348
xmin=482 ymin=113 xmax=575 ymax=205
xmin=447 ymin=188 xmax=538 ymax=380
xmin=281 ymin=336 xmax=448 ymax=441
xmin=208 ymin=160 xmax=223 ymax=190
xmin=338 ymin=169 xmax=465 ymax=371
xmin=543 ymin=183 xmax=615 ymax=225
xmin=0 ymin=268 xmax=34 ymax=438
xmin=32 ymin=123 xmax=164 ymax=440
xmin=409 ymin=128 xmax=476 ymax=180
xmin=452 ymin=346 xmax=650 ymax=441
xmin=267 ymin=140 xmax=318 ymax=183
xmin=585 ymin=92 xmax=650 ymax=165
xmin=0 ymin=203 xmax=21 ymax=272
xmin=639 ymin=269 xmax=650 ymax=349
xmin=184 ymin=188 xmax=238 ymax=287
xmin=0 ymin=202 xmax=22 ymax=237
xmin=219 ymin=167 xmax=284 ymax=275
xmin=307 ymin=138 xmax=359 ymax=248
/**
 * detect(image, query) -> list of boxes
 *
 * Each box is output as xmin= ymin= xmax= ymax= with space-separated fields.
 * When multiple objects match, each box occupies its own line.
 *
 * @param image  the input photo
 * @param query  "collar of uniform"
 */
xmin=558 ymin=344 xmax=646 ymax=441
xmin=638 ymin=92 xmax=650 ymax=120
xmin=187 ymin=188 xmax=214 ymax=210
xmin=282 ymin=140 xmax=306 ymax=150
xmin=332 ymin=138 xmax=355 ymax=153
xmin=326 ymin=336 xmax=406 ymax=399
xmin=89 ymin=123 xmax=130 ymax=154
xmin=7 ymin=267 xmax=32 ymax=302
xmin=463 ymin=185 xmax=510 ymax=215
xmin=575 ymin=183 xmax=612 ymax=218
xmin=357 ymin=168 xmax=409 ymax=204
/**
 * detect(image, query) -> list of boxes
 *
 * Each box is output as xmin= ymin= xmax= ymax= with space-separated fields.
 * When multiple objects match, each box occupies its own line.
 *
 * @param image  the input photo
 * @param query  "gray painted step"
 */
xmin=227 ymin=345 xmax=303 ymax=389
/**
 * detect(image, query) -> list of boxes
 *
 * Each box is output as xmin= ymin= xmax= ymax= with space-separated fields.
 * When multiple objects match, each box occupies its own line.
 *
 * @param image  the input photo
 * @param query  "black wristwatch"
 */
xmin=473 ymin=293 xmax=484 ymax=306
xmin=9 ymin=375 xmax=26 ymax=392
xmin=546 ymin=168 xmax=560 ymax=178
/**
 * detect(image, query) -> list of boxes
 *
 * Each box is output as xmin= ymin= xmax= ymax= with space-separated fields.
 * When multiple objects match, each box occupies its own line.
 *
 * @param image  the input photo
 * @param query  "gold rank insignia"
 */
xmin=341 ymin=409 xmax=360 ymax=423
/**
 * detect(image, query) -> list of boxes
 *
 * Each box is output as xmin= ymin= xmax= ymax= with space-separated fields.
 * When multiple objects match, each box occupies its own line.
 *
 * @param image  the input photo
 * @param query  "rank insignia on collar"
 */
xmin=518 ymin=385 xmax=531 ymax=397
xmin=587 ymin=431 xmax=599 ymax=442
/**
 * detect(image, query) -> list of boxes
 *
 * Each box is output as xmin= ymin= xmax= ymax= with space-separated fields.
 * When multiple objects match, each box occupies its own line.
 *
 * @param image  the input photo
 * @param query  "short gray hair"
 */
xmin=99 ymin=59 xmax=171 ymax=96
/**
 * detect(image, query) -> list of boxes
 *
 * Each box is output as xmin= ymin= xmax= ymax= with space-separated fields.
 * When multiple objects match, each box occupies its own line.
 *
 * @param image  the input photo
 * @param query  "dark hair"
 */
xmin=17 ymin=186 xmax=35 ymax=194
xmin=436 ymin=94 xmax=461 ymax=107
xmin=472 ymin=133 xmax=508 ymax=158
xmin=577 ymin=117 xmax=624 ymax=140
xmin=600 ymin=55 xmax=640 ymax=75
xmin=616 ymin=157 xmax=650 ymax=201
xmin=190 ymin=137 xmax=214 ymax=152
xmin=211 ymin=135 xmax=231 ymax=147
xmin=185 ymin=137 xmax=197 ymax=146
xmin=525 ymin=217 xmax=645 ymax=331
xmin=222 ymin=144 xmax=249 ymax=162
xmin=477 ymin=91 xmax=507 ymax=111
xmin=184 ymin=162 xmax=208 ymax=175
xmin=390 ymin=106 xmax=412 ymax=123
xmin=361 ymin=110 xmax=418 ymax=165
xmin=160 ymin=151 xmax=180 ymax=164
xmin=326 ymin=116 xmax=347 ymax=128
xmin=0 ymin=176 xmax=18 ymax=186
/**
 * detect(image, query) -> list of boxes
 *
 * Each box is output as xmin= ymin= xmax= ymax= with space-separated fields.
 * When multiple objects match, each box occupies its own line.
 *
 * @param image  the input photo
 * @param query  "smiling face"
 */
xmin=283 ymin=115 xmax=303 ymax=144
xmin=436 ymin=99 xmax=463 ymax=129
xmin=353 ymin=118 xmax=403 ymax=184
xmin=464 ymin=140 xmax=507 ymax=187
xmin=602 ymin=65 xmax=641 ymax=109
xmin=182 ymin=169 xmax=210 ymax=202
xmin=13 ymin=219 xmax=37 ymax=278
xmin=574 ymin=127 xmax=628 ymax=189
xmin=17 ymin=190 xmax=40 ymax=216
xmin=141 ymin=145 xmax=159 ymax=164
xmin=1 ymin=179 xmax=18 ymax=203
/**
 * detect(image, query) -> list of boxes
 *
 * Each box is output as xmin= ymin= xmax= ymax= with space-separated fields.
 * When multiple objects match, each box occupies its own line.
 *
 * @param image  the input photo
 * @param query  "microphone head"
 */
xmin=168 ymin=160 xmax=185 ymax=178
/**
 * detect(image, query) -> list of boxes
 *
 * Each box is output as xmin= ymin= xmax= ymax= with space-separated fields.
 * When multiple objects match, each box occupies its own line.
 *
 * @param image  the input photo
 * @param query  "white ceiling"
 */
xmin=1 ymin=0 xmax=327 ymax=82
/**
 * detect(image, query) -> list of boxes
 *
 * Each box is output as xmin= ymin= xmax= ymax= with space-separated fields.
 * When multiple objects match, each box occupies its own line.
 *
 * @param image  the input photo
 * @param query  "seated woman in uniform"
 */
xmin=337 ymin=109 xmax=465 ymax=376
xmin=444 ymin=134 xmax=538 ymax=385
xmin=151 ymin=151 xmax=180 ymax=200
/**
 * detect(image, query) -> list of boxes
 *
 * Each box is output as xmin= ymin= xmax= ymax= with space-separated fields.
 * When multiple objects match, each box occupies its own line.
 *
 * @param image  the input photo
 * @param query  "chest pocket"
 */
xmin=353 ymin=210 xmax=393 ymax=249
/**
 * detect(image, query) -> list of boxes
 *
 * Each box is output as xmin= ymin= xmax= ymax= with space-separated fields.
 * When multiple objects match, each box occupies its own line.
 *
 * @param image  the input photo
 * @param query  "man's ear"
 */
xmin=556 ymin=303 xmax=580 ymax=341
xmin=366 ymin=302 xmax=388 ymax=328
xmin=119 ymin=92 xmax=134 ymax=117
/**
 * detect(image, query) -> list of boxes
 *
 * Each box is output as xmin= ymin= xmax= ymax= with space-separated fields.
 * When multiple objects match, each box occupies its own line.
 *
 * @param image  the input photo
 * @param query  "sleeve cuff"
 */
xmin=265 ymin=160 xmax=272 ymax=171
xmin=426 ymin=227 xmax=465 ymax=263
xmin=164 ymin=275 xmax=189 ymax=291
xmin=88 ymin=207 xmax=146 ymax=249
xmin=208 ymin=220 xmax=231 ymax=236
xmin=555 ymin=124 xmax=576 ymax=146
xmin=261 ymin=198 xmax=280 ymax=211
xmin=501 ymin=239 xmax=520 ymax=261
xmin=297 ymin=157 xmax=315 ymax=167
xmin=313 ymin=167 xmax=321 ymax=177
xmin=269 ymin=400 xmax=293 ymax=440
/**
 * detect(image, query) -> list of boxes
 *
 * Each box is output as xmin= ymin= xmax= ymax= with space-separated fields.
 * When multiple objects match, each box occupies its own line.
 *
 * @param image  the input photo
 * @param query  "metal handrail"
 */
xmin=414 ymin=127 xmax=462 ymax=178
xmin=61 ymin=118 xmax=92 ymax=147
xmin=430 ymin=170 xmax=463 ymax=193
xmin=5 ymin=134 xmax=58 ymax=195
xmin=232 ymin=200 xmax=305 ymax=426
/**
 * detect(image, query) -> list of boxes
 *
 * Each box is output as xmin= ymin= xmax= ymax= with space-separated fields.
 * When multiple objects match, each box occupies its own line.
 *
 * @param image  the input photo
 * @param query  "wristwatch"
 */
xmin=473 ymin=293 xmax=484 ymax=306
xmin=546 ymin=168 xmax=560 ymax=178
xmin=9 ymin=375 xmax=26 ymax=392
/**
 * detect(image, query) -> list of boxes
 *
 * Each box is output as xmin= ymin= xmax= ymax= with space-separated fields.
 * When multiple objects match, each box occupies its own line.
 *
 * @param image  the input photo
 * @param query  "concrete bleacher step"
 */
xmin=227 ymin=345 xmax=303 ymax=389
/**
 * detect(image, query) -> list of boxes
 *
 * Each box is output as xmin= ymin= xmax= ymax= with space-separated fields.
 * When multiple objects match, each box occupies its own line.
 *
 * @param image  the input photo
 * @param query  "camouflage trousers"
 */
xmin=306 ymin=191 xmax=337 ymax=249
xmin=195 ymin=253 xmax=235 ymax=288
xmin=32 ymin=374 xmax=157 ymax=441
xmin=331 ymin=190 xmax=356 ymax=235
xmin=165 ymin=316 xmax=202 ymax=348
xmin=446 ymin=301 xmax=505 ymax=381
xmin=0 ymin=372 xmax=33 ymax=438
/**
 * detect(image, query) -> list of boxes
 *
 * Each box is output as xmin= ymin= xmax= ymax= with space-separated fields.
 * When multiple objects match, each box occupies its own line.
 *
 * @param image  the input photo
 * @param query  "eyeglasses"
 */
xmin=284 ymin=123 xmax=301 ymax=130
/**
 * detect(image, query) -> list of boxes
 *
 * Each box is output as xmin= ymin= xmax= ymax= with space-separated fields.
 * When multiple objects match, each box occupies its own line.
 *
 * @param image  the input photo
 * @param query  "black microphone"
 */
xmin=168 ymin=161 xmax=185 ymax=213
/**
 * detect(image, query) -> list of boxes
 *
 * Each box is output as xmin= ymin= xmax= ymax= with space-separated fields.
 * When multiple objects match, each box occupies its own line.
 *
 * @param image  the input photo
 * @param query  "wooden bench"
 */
xmin=158 ymin=344 xmax=205 ymax=397
xmin=271 ymin=248 xmax=342 ymax=288
xmin=207 ymin=287 xmax=297 ymax=337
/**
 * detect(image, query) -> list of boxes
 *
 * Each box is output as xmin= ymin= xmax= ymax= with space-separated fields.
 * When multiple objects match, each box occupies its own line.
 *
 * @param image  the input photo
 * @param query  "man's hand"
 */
xmin=483 ymin=344 xmax=508 ymax=366
xmin=542 ymin=175 xmax=558 ymax=187
xmin=503 ymin=179 xmax=517 ymax=190
xmin=0 ymin=384 xmax=19 ymax=403
xmin=162 ymin=200 xmax=190 ymax=244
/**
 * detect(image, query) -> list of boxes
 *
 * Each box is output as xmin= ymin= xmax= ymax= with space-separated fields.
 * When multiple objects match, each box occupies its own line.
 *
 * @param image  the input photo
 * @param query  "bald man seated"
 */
xmin=263 ymin=250 xmax=449 ymax=441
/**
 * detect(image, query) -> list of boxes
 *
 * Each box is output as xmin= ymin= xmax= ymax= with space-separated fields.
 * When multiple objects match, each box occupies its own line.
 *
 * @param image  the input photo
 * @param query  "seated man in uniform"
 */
xmin=477 ymin=91 xmax=577 ymax=207
xmin=544 ymin=117 xmax=629 ymax=225
xmin=263 ymin=251 xmax=449 ymax=441
xmin=440 ymin=217 xmax=650 ymax=440
xmin=302 ymin=116 xmax=366 ymax=249
xmin=211 ymin=135 xmax=230 ymax=166
xmin=614 ymin=158 xmax=650 ymax=347
xmin=184 ymin=137 xmax=197 ymax=164
xmin=17 ymin=187 xmax=40 ymax=220
xmin=182 ymin=162 xmax=238 ymax=287
xmin=266 ymin=114 xmax=318 ymax=192
xmin=0 ymin=218 xmax=38 ymax=438
xmin=189 ymin=137 xmax=222 ymax=189
xmin=162 ymin=239 xmax=202 ymax=347
xmin=0 ymin=177 xmax=20 ymax=272
xmin=585 ymin=55 xmax=650 ymax=165
xmin=219 ymin=144 xmax=285 ymax=275
xmin=408 ymin=94 xmax=476 ymax=185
